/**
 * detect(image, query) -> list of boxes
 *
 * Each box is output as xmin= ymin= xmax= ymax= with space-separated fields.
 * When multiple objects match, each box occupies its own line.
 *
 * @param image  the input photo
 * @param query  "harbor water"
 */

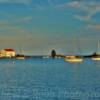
xmin=0 ymin=58 xmax=100 ymax=100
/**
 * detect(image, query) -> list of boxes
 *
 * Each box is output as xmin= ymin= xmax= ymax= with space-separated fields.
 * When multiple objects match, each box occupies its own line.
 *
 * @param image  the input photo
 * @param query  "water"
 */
xmin=0 ymin=58 xmax=100 ymax=100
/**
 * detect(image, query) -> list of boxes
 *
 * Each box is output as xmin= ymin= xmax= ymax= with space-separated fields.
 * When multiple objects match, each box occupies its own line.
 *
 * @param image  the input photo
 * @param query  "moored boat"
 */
xmin=16 ymin=56 xmax=25 ymax=60
xmin=92 ymin=41 xmax=100 ymax=61
xmin=92 ymin=56 xmax=100 ymax=61
xmin=64 ymin=56 xmax=83 ymax=63
xmin=15 ymin=53 xmax=26 ymax=60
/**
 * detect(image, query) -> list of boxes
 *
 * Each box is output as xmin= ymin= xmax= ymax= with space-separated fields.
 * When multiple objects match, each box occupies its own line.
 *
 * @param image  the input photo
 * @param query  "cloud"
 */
xmin=0 ymin=12 xmax=33 ymax=24
xmin=74 ymin=14 xmax=91 ymax=21
xmin=66 ymin=1 xmax=82 ymax=9
xmin=59 ymin=1 xmax=100 ymax=21
xmin=12 ymin=16 xmax=33 ymax=24
xmin=0 ymin=0 xmax=32 ymax=5
xmin=87 ymin=24 xmax=100 ymax=31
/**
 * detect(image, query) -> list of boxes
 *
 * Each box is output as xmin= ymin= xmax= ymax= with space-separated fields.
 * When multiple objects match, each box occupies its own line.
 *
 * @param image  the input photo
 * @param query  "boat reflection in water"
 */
xmin=64 ymin=56 xmax=83 ymax=63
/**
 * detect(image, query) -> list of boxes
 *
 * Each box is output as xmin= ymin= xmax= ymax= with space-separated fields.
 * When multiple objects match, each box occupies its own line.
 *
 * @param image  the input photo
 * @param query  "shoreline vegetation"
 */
xmin=0 ymin=48 xmax=100 ymax=60
xmin=0 ymin=52 xmax=100 ymax=59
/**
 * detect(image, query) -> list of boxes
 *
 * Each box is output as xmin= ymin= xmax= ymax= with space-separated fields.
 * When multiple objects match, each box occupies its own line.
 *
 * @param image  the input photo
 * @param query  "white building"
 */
xmin=0 ymin=49 xmax=16 ymax=58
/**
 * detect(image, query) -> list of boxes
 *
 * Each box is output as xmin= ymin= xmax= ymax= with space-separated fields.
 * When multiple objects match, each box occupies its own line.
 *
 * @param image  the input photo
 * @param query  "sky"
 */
xmin=0 ymin=0 xmax=100 ymax=55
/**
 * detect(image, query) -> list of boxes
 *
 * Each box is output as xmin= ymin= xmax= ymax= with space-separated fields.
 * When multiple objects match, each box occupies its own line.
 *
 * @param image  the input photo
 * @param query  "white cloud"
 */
xmin=59 ymin=1 xmax=100 ymax=21
xmin=0 ymin=0 xmax=32 ymax=5
xmin=12 ymin=16 xmax=33 ymax=24
xmin=67 ymin=1 xmax=83 ymax=9
xmin=87 ymin=24 xmax=100 ymax=31
xmin=74 ymin=14 xmax=91 ymax=21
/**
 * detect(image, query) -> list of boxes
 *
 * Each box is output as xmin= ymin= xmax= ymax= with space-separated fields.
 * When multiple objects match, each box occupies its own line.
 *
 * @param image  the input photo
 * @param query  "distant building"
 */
xmin=0 ymin=49 xmax=16 ymax=58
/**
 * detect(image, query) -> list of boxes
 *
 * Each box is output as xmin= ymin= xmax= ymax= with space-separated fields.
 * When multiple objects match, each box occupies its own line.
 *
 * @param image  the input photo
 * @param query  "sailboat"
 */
xmin=92 ymin=41 xmax=100 ymax=61
xmin=64 ymin=56 xmax=83 ymax=63
xmin=16 ymin=50 xmax=25 ymax=60
xmin=16 ymin=56 xmax=25 ymax=60
xmin=92 ymin=56 xmax=100 ymax=61
xmin=64 ymin=38 xmax=83 ymax=63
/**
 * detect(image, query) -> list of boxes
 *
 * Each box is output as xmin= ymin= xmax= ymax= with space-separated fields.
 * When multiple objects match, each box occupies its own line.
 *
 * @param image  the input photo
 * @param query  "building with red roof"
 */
xmin=0 ymin=48 xmax=16 ymax=58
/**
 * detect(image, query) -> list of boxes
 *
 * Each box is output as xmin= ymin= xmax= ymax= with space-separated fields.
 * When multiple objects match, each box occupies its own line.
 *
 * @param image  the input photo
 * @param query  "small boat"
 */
xmin=16 ymin=56 xmax=25 ymax=60
xmin=64 ymin=56 xmax=83 ymax=63
xmin=92 ymin=41 xmax=100 ymax=61
xmin=92 ymin=56 xmax=100 ymax=61
xmin=64 ymin=37 xmax=83 ymax=63
xmin=42 ymin=56 xmax=50 ymax=59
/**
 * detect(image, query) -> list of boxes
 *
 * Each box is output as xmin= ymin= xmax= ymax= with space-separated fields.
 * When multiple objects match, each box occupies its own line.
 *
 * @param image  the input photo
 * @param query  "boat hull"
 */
xmin=92 ymin=57 xmax=100 ymax=61
xmin=16 ymin=57 xmax=25 ymax=60
xmin=65 ymin=58 xmax=83 ymax=63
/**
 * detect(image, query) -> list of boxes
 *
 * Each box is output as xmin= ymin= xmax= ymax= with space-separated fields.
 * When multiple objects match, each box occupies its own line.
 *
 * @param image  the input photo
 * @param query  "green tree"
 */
xmin=51 ymin=50 xmax=56 ymax=58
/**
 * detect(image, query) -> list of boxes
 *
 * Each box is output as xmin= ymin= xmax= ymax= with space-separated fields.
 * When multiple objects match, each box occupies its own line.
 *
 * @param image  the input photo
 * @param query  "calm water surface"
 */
xmin=0 ymin=58 xmax=100 ymax=100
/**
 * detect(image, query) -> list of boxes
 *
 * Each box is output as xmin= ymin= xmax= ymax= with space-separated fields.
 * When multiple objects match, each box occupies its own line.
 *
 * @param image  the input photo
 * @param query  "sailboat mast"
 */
xmin=73 ymin=37 xmax=81 ymax=55
xmin=97 ymin=40 xmax=99 ymax=54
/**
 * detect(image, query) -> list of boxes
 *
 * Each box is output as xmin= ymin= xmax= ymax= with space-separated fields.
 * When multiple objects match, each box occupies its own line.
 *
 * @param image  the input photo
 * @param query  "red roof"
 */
xmin=4 ymin=49 xmax=15 ymax=51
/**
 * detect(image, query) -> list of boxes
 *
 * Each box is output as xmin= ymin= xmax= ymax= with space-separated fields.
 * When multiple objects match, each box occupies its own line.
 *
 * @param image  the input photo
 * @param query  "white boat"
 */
xmin=92 ymin=41 xmax=100 ymax=61
xmin=16 ymin=56 xmax=25 ymax=60
xmin=64 ymin=56 xmax=83 ymax=63
xmin=92 ymin=56 xmax=100 ymax=61
xmin=64 ymin=38 xmax=83 ymax=63
xmin=42 ymin=56 xmax=50 ymax=59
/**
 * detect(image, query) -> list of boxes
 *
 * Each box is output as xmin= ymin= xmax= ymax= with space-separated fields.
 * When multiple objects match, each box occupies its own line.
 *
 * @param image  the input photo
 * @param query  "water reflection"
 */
xmin=0 ymin=59 xmax=99 ymax=99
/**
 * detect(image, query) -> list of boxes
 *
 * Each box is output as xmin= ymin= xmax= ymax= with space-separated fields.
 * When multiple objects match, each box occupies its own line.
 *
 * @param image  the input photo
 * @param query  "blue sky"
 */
xmin=0 ymin=0 xmax=100 ymax=55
